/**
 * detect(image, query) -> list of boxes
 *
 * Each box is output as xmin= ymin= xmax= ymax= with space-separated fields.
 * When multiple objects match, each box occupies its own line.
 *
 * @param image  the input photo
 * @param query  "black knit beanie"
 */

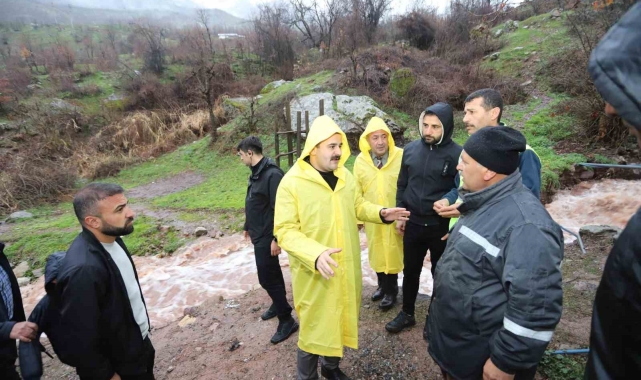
xmin=463 ymin=126 xmax=526 ymax=175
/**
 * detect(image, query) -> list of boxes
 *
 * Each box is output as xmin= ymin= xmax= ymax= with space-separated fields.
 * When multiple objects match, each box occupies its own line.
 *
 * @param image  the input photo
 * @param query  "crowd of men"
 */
xmin=0 ymin=4 xmax=639 ymax=379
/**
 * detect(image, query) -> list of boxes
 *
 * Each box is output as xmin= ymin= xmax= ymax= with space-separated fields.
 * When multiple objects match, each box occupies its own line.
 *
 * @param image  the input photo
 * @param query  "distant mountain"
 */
xmin=0 ymin=0 xmax=248 ymax=28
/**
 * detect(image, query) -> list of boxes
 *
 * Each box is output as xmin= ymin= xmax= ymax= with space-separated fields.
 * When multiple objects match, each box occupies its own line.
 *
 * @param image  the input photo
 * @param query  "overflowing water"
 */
xmin=19 ymin=179 xmax=640 ymax=327
xmin=545 ymin=179 xmax=641 ymax=243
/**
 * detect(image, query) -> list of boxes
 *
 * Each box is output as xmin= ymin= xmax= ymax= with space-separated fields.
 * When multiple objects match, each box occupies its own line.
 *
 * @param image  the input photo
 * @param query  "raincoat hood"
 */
xmin=418 ymin=102 xmax=455 ymax=146
xmin=358 ymin=117 xmax=399 ymax=158
xmin=44 ymin=251 xmax=66 ymax=294
xmin=588 ymin=2 xmax=641 ymax=131
xmin=300 ymin=115 xmax=351 ymax=168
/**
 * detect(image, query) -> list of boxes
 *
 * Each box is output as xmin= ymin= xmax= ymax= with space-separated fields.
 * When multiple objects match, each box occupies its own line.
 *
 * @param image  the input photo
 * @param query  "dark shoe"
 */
xmin=270 ymin=317 xmax=299 ymax=344
xmin=261 ymin=304 xmax=277 ymax=320
xmin=371 ymin=287 xmax=384 ymax=301
xmin=379 ymin=294 xmax=396 ymax=311
xmin=385 ymin=310 xmax=416 ymax=333
xmin=423 ymin=314 xmax=429 ymax=341
xmin=321 ymin=366 xmax=351 ymax=380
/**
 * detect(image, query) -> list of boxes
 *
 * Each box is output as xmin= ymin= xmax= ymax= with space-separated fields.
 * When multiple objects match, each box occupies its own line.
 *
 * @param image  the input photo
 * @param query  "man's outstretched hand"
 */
xmin=381 ymin=208 xmax=410 ymax=222
xmin=316 ymin=248 xmax=342 ymax=280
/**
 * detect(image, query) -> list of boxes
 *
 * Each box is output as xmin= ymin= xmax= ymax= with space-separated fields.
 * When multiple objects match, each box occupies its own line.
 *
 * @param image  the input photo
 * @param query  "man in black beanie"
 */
xmin=426 ymin=127 xmax=564 ymax=380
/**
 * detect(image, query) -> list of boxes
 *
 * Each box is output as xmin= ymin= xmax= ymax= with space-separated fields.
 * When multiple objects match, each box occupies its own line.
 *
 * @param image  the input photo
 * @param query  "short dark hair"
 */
xmin=236 ymin=136 xmax=263 ymax=155
xmin=73 ymin=183 xmax=125 ymax=225
xmin=465 ymin=88 xmax=504 ymax=123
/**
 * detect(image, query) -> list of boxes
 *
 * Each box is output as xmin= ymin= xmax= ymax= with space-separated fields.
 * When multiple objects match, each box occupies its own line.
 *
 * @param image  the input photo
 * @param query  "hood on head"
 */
xmin=588 ymin=2 xmax=641 ymax=131
xmin=418 ymin=102 xmax=455 ymax=145
xmin=300 ymin=115 xmax=351 ymax=168
xmin=45 ymin=251 xmax=66 ymax=294
xmin=359 ymin=117 xmax=395 ymax=154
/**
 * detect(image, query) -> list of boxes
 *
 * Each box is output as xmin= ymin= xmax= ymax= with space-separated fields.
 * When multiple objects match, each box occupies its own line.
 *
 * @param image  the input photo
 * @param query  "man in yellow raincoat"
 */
xmin=274 ymin=115 xmax=410 ymax=380
xmin=353 ymin=117 xmax=404 ymax=311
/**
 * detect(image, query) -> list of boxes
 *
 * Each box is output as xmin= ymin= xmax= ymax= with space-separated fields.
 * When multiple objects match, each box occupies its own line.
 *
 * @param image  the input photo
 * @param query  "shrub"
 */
xmin=389 ymin=68 xmax=416 ymax=99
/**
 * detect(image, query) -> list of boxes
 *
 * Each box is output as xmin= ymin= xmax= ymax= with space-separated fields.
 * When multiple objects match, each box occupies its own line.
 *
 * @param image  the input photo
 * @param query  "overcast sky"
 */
xmin=192 ymin=0 xmax=499 ymax=19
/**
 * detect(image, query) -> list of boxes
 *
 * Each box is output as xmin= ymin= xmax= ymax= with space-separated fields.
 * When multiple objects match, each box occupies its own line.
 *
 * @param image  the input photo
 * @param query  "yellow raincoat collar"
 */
xmin=358 ymin=117 xmax=400 ymax=167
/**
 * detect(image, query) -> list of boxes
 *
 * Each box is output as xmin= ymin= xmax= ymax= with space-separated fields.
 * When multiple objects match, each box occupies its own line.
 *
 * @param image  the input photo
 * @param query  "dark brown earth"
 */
xmin=31 ymin=231 xmax=611 ymax=380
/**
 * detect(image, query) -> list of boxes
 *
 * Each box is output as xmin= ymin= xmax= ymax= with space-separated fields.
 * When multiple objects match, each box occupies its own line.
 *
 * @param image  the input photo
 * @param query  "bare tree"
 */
xmin=253 ymin=4 xmax=295 ymax=80
xmin=132 ymin=21 xmax=166 ymax=75
xmin=289 ymin=0 xmax=344 ymax=51
xmin=353 ymin=0 xmax=392 ymax=44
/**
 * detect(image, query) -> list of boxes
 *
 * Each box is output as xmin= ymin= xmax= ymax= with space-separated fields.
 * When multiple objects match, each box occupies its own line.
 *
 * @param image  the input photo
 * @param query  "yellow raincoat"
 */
xmin=353 ymin=118 xmax=404 ymax=274
xmin=274 ymin=115 xmax=386 ymax=358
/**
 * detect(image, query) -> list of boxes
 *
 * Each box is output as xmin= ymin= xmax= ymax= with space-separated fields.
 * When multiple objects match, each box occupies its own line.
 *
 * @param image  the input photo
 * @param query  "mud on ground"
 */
xmin=33 ymin=234 xmax=611 ymax=379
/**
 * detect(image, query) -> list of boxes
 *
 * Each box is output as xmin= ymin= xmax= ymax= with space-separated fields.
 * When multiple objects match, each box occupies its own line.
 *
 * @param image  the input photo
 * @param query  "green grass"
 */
xmin=484 ymin=13 xmax=575 ymax=78
xmin=539 ymin=352 xmax=587 ymax=380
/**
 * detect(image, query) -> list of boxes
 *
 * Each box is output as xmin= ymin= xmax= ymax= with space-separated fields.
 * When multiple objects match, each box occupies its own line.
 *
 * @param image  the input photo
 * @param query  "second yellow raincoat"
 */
xmin=274 ymin=115 xmax=386 ymax=358
xmin=354 ymin=118 xmax=404 ymax=274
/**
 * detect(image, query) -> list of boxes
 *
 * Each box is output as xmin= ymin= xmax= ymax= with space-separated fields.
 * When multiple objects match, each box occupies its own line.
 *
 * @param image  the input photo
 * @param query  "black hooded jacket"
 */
xmin=19 ymin=251 xmax=67 ymax=380
xmin=396 ymin=103 xmax=462 ymax=226
xmin=0 ymin=242 xmax=26 ymax=370
xmin=244 ymin=157 xmax=284 ymax=245
xmin=585 ymin=4 xmax=641 ymax=379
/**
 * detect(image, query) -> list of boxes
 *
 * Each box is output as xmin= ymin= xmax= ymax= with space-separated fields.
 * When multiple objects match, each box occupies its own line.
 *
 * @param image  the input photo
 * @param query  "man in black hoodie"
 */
xmin=237 ymin=136 xmax=298 ymax=345
xmin=1 ymin=242 xmax=37 ymax=379
xmin=19 ymin=251 xmax=67 ymax=380
xmin=385 ymin=102 xmax=462 ymax=334
xmin=56 ymin=183 xmax=154 ymax=380
xmin=584 ymin=3 xmax=641 ymax=379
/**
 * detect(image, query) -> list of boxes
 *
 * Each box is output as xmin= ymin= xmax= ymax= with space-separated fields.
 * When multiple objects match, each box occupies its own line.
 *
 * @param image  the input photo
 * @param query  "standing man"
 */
xmin=56 ymin=183 xmax=154 ymax=380
xmin=435 ymin=89 xmax=542 ymax=227
xmin=1 ymin=242 xmax=37 ymax=379
xmin=354 ymin=117 xmax=404 ymax=311
xmin=274 ymin=115 xmax=409 ymax=380
xmin=237 ymin=136 xmax=298 ymax=344
xmin=385 ymin=102 xmax=461 ymax=334
xmin=584 ymin=4 xmax=641 ymax=378
xmin=427 ymin=127 xmax=563 ymax=380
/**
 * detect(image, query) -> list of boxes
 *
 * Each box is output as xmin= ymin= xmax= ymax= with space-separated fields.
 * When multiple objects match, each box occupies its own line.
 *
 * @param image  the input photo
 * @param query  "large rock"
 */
xmin=50 ymin=98 xmax=77 ymax=111
xmin=550 ymin=9 xmax=562 ymax=18
xmin=223 ymin=97 xmax=251 ymax=119
xmin=504 ymin=20 xmax=519 ymax=32
xmin=12 ymin=261 xmax=30 ymax=277
xmin=260 ymin=80 xmax=290 ymax=95
xmin=390 ymin=68 xmax=416 ymax=99
xmin=289 ymin=93 xmax=401 ymax=137
xmin=579 ymin=225 xmax=622 ymax=241
xmin=17 ymin=277 xmax=30 ymax=287
xmin=8 ymin=211 xmax=33 ymax=221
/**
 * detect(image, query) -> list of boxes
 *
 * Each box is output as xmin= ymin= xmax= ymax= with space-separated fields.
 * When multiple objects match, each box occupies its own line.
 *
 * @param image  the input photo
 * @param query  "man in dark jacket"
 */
xmin=1 ymin=242 xmax=37 ymax=379
xmin=237 ymin=136 xmax=297 ymax=344
xmin=427 ymin=127 xmax=563 ymax=380
xmin=19 ymin=251 xmax=67 ymax=380
xmin=385 ymin=102 xmax=462 ymax=334
xmin=585 ymin=4 xmax=641 ymax=379
xmin=56 ymin=183 xmax=154 ymax=380
xmin=435 ymin=89 xmax=542 ymax=227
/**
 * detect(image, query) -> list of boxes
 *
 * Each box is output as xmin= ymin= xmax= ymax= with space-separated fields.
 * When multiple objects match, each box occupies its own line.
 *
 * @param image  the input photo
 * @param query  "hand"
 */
xmin=483 ymin=359 xmax=514 ymax=380
xmin=433 ymin=199 xmax=450 ymax=212
xmin=441 ymin=233 xmax=449 ymax=241
xmin=243 ymin=230 xmax=249 ymax=241
xmin=270 ymin=240 xmax=281 ymax=256
xmin=436 ymin=203 xmax=461 ymax=218
xmin=10 ymin=322 xmax=38 ymax=343
xmin=315 ymin=248 xmax=341 ymax=280
xmin=381 ymin=207 xmax=410 ymax=222
xmin=396 ymin=220 xmax=406 ymax=236
xmin=110 ymin=374 xmax=122 ymax=380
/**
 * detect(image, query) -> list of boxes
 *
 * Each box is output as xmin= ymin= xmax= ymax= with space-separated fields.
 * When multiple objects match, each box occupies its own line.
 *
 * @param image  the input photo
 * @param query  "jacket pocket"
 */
xmin=452 ymin=228 xmax=487 ymax=291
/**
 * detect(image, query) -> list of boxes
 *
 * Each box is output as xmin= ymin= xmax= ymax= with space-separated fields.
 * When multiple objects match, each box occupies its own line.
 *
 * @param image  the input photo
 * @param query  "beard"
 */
xmin=101 ymin=218 xmax=135 ymax=237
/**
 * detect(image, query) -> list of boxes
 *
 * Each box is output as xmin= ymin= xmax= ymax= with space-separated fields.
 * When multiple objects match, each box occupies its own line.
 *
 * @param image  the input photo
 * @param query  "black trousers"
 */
xmin=0 ymin=364 xmax=20 ymax=380
xmin=254 ymin=238 xmax=293 ymax=320
xmin=402 ymin=219 xmax=449 ymax=315
xmin=80 ymin=337 xmax=155 ymax=380
xmin=376 ymin=272 xmax=399 ymax=296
